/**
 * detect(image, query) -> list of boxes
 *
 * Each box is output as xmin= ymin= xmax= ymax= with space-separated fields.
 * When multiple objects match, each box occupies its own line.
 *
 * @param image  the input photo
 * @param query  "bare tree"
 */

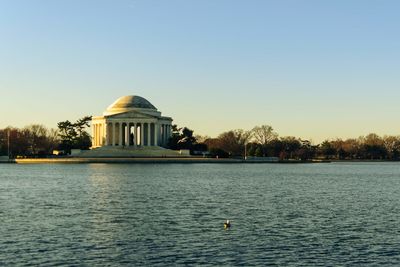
xmin=194 ymin=135 xmax=211 ymax=144
xmin=23 ymin=124 xmax=59 ymax=155
xmin=24 ymin=124 xmax=48 ymax=154
xmin=214 ymin=129 xmax=252 ymax=156
xmin=383 ymin=135 xmax=400 ymax=159
xmin=251 ymin=125 xmax=278 ymax=155
xmin=233 ymin=129 xmax=252 ymax=146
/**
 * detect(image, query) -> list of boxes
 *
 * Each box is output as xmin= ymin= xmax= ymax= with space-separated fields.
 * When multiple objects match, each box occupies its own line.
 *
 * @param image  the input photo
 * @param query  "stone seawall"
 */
xmin=15 ymin=158 xmax=243 ymax=164
xmin=13 ymin=158 xmax=330 ymax=164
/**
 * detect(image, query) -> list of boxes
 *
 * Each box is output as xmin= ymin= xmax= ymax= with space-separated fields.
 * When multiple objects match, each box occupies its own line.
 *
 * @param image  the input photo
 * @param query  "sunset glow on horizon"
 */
xmin=1 ymin=0 xmax=400 ymax=142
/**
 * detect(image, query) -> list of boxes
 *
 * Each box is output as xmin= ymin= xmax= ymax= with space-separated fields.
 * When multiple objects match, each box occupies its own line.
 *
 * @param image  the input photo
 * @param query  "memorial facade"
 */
xmin=91 ymin=95 xmax=173 ymax=148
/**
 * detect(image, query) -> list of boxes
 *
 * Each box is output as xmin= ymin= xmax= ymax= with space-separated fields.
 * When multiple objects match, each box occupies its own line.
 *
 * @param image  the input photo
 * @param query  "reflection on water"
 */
xmin=1 ymin=163 xmax=400 ymax=265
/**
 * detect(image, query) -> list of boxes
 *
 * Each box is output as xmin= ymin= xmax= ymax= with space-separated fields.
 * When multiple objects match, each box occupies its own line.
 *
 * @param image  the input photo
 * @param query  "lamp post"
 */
xmin=7 ymin=129 xmax=10 ymax=159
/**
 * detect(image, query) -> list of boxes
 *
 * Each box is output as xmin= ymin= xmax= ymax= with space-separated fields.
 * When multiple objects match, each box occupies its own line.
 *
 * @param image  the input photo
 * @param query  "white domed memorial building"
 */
xmin=92 ymin=95 xmax=172 ymax=148
xmin=80 ymin=95 xmax=186 ymax=158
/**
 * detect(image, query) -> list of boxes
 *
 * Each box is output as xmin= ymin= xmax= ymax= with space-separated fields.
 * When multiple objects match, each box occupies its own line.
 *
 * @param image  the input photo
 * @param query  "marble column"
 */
xmin=131 ymin=122 xmax=135 ymax=146
xmin=160 ymin=124 xmax=162 ymax=146
xmin=93 ymin=124 xmax=96 ymax=147
xmin=97 ymin=124 xmax=100 ymax=146
xmin=105 ymin=123 xmax=109 ymax=146
xmin=134 ymin=123 xmax=137 ymax=147
xmin=163 ymin=124 xmax=166 ymax=145
xmin=101 ymin=124 xmax=104 ymax=146
xmin=164 ymin=125 xmax=167 ymax=145
xmin=99 ymin=124 xmax=102 ymax=146
xmin=96 ymin=124 xmax=100 ymax=147
xmin=140 ymin=123 xmax=144 ymax=146
xmin=127 ymin=122 xmax=131 ymax=146
xmin=165 ymin=124 xmax=168 ymax=144
xmin=112 ymin=123 xmax=116 ymax=146
xmin=166 ymin=124 xmax=169 ymax=140
xmin=119 ymin=123 xmax=123 ymax=146
xmin=124 ymin=123 xmax=126 ymax=146
xmin=93 ymin=124 xmax=95 ymax=147
xmin=147 ymin=123 xmax=151 ymax=146
xmin=154 ymin=123 xmax=158 ymax=146
xmin=96 ymin=124 xmax=99 ymax=146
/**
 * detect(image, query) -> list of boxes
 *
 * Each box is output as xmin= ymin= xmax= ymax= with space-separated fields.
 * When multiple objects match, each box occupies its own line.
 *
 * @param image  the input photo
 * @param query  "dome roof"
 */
xmin=104 ymin=95 xmax=157 ymax=116
xmin=108 ymin=95 xmax=156 ymax=110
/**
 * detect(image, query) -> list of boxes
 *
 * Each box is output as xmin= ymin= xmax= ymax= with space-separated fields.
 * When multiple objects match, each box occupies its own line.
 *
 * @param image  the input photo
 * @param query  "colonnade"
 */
xmin=92 ymin=121 xmax=171 ymax=148
xmin=92 ymin=123 xmax=105 ymax=147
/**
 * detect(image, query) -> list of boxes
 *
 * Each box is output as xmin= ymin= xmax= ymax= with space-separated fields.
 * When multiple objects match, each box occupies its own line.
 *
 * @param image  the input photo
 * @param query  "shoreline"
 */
xmin=2 ymin=158 xmax=400 ymax=164
xmin=3 ymin=158 xmax=331 ymax=164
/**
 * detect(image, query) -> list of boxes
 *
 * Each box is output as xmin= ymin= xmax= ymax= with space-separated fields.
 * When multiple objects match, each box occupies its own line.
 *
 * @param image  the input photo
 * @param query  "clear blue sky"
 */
xmin=1 ymin=0 xmax=399 ymax=142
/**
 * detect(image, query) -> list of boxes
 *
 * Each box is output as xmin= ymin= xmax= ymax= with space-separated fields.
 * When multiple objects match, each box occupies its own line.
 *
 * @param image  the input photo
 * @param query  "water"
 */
xmin=1 ymin=162 xmax=400 ymax=266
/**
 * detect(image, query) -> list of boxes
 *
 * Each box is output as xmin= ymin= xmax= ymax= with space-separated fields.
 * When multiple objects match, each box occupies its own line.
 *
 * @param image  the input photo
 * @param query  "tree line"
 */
xmin=0 ymin=116 xmax=92 ymax=158
xmin=1 ymin=119 xmax=399 ymax=161
xmin=167 ymin=125 xmax=400 ymax=160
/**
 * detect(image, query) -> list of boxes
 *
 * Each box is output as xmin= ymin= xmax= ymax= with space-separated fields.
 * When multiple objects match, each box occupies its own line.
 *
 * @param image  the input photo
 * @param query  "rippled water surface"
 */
xmin=1 ymin=162 xmax=400 ymax=266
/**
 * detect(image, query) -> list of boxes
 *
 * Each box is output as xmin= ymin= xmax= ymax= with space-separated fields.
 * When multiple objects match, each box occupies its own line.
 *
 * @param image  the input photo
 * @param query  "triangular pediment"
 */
xmin=106 ymin=111 xmax=159 ymax=119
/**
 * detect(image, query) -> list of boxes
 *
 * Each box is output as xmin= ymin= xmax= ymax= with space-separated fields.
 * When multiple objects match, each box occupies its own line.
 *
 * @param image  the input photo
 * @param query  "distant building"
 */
xmin=91 ymin=95 xmax=173 ymax=148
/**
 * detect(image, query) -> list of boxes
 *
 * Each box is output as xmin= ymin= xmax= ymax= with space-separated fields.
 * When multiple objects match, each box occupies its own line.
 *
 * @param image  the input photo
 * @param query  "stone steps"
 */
xmin=77 ymin=146 xmax=188 ymax=158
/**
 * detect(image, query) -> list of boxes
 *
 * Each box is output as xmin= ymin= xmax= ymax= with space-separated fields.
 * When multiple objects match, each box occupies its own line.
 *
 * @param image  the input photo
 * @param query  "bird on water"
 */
xmin=224 ymin=220 xmax=231 ymax=229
